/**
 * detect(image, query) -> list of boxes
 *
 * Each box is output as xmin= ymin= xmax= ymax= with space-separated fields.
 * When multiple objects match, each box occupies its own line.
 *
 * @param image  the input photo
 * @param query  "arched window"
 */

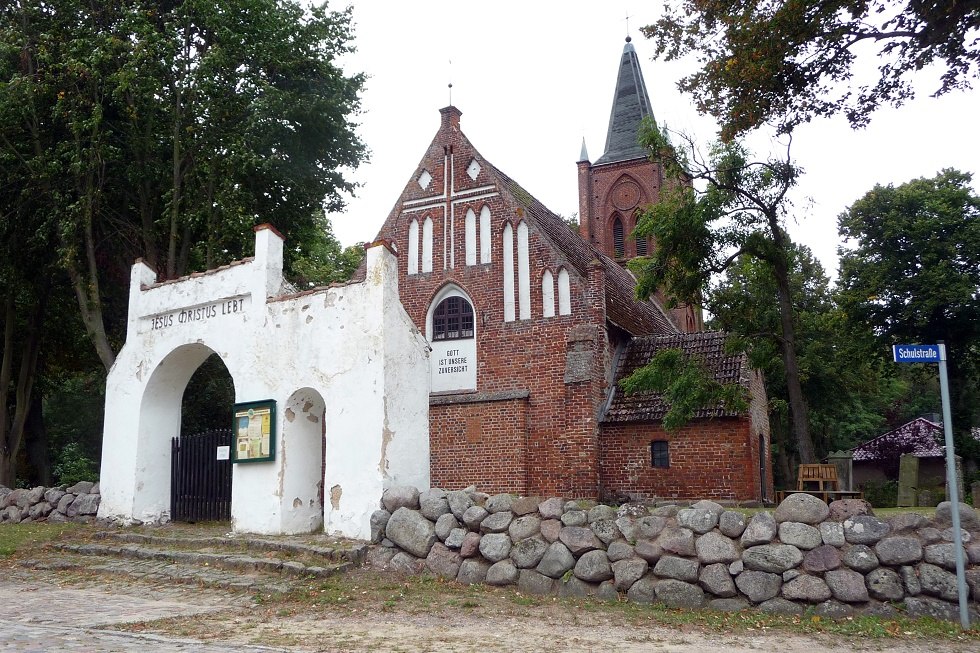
xmin=517 ymin=221 xmax=530 ymax=320
xmin=557 ymin=267 xmax=571 ymax=316
xmin=422 ymin=216 xmax=433 ymax=273
xmin=432 ymin=296 xmax=475 ymax=341
xmin=542 ymin=270 xmax=555 ymax=318
xmin=502 ymin=223 xmax=515 ymax=322
xmin=651 ymin=440 xmax=669 ymax=468
xmin=407 ymin=219 xmax=419 ymax=275
xmin=633 ymin=211 xmax=648 ymax=256
xmin=479 ymin=206 xmax=491 ymax=263
xmin=465 ymin=208 xmax=477 ymax=266
xmin=613 ymin=216 xmax=625 ymax=258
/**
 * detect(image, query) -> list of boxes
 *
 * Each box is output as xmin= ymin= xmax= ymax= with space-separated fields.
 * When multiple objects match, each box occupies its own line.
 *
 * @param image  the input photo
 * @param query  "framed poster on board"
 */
xmin=232 ymin=399 xmax=276 ymax=463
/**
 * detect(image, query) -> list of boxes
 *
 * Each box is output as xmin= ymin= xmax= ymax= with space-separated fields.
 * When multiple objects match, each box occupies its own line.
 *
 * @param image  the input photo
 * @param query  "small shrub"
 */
xmin=53 ymin=442 xmax=99 ymax=487
xmin=861 ymin=479 xmax=898 ymax=508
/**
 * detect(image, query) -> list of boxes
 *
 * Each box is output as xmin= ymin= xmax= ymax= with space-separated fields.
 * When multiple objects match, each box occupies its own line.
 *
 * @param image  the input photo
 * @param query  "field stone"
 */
xmin=510 ymin=496 xmax=541 ymax=516
xmin=574 ymin=550 xmax=613 ymax=582
xmin=918 ymin=563 xmax=958 ymax=600
xmin=447 ymin=490 xmax=473 ymax=520
xmin=68 ymin=493 xmax=100 ymax=516
xmin=509 ymin=515 xmax=541 ymax=542
xmin=28 ymin=502 xmax=53 ymax=520
xmin=462 ymin=505 xmax=489 ymax=530
xmin=456 ymin=558 xmax=490 ymax=585
xmin=923 ymin=543 xmax=958 ymax=570
xmin=653 ymin=555 xmax=699 ymax=582
xmin=617 ymin=503 xmax=649 ymax=519
xmin=558 ymin=576 xmax=597 ymax=599
xmin=678 ymin=508 xmax=718 ymax=534
xmin=781 ymin=574 xmax=831 ymax=603
xmin=510 ymin=535 xmax=549 ymax=568
xmin=425 ymin=542 xmax=461 ymax=579
xmin=874 ymin=536 xmax=923 ymax=565
xmin=917 ymin=527 xmax=942 ymax=544
xmin=695 ymin=531 xmax=740 ymax=564
xmin=484 ymin=493 xmax=513 ymax=513
xmin=941 ymin=527 xmax=970 ymax=543
xmin=613 ymin=558 xmax=648 ymax=591
xmin=699 ymin=562 xmax=737 ymax=597
xmin=803 ymin=544 xmax=841 ymax=573
xmin=866 ymin=568 xmax=904 ymax=601
xmin=43 ymin=489 xmax=66 ymax=506
xmin=843 ymin=515 xmax=890 ymax=545
xmin=434 ymin=513 xmax=459 ymax=541
xmin=460 ymin=531 xmax=481 ymax=558
xmin=560 ymin=510 xmax=588 ymax=527
xmin=625 ymin=576 xmax=658 ymax=603
xmin=486 ymin=559 xmax=519 ymax=586
xmin=900 ymin=565 xmax=922 ymax=596
xmin=518 ymin=569 xmax=557 ymax=595
xmin=591 ymin=519 xmax=622 ymax=545
xmin=691 ymin=499 xmax=725 ymax=516
xmin=1 ymin=505 xmax=21 ymax=522
xmin=887 ymin=512 xmax=929 ymax=533
xmin=588 ymin=504 xmax=618 ymax=523
xmin=615 ymin=516 xmax=639 ymax=542
xmin=384 ymin=507 xmax=436 ymax=558
xmin=540 ymin=519 xmax=562 ymax=542
xmin=782 ymin=569 xmax=800 ymax=582
xmin=655 ymin=579 xmax=705 ymax=609
xmin=935 ymin=501 xmax=980 ymax=530
xmin=658 ymin=527 xmax=696 ymax=556
xmin=636 ymin=515 xmax=668 ymax=540
xmin=390 ymin=552 xmax=425 ymax=574
xmin=708 ymin=597 xmax=751 ymax=612
xmin=607 ymin=540 xmax=635 ymax=563
xmin=812 ymin=600 xmax=853 ymax=619
xmin=828 ymin=498 xmax=873 ymax=521
xmin=651 ymin=505 xmax=679 ymax=518
xmin=820 ymin=522 xmax=845 ymax=547
xmin=634 ymin=539 xmax=663 ymax=563
xmin=741 ymin=512 xmax=777 ymax=546
xmin=774 ymin=493 xmax=829 ymax=525
xmin=718 ymin=511 xmax=747 ymax=538
xmin=480 ymin=511 xmax=513 ymax=534
xmin=778 ymin=522 xmax=822 ymax=550
xmin=824 ymin=569 xmax=869 ymax=603
xmin=382 ymin=485 xmax=420 ymax=512
xmin=479 ymin=533 xmax=512 ymax=562
xmin=760 ymin=597 xmax=804 ymax=615
xmin=862 ymin=600 xmax=901 ymax=619
xmin=735 ymin=570 xmax=782 ymax=603
xmin=597 ymin=581 xmax=620 ymax=602
xmin=905 ymin=596 xmax=978 ymax=623
xmin=559 ymin=526 xmax=602 ymax=555
xmin=444 ymin=528 xmax=466 ymax=550
xmin=842 ymin=544 xmax=879 ymax=572
xmin=968 ymin=541 xmax=980 ymax=565
xmin=419 ymin=488 xmax=450 ymax=520
xmin=536 ymin=542 xmax=576 ymax=578
xmin=66 ymin=481 xmax=93 ymax=496
xmin=57 ymin=494 xmax=75 ymax=513
xmin=46 ymin=511 xmax=68 ymax=523
xmin=370 ymin=509 xmax=390 ymax=543
xmin=538 ymin=497 xmax=565 ymax=519
xmin=742 ymin=544 xmax=803 ymax=573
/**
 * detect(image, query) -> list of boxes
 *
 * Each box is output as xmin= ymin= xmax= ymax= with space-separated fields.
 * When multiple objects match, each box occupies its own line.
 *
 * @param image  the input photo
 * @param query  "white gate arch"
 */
xmin=98 ymin=225 xmax=430 ymax=538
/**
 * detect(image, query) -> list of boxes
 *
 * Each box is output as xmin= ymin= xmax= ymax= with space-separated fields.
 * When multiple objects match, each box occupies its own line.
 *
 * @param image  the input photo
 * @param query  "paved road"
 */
xmin=0 ymin=581 xmax=292 ymax=652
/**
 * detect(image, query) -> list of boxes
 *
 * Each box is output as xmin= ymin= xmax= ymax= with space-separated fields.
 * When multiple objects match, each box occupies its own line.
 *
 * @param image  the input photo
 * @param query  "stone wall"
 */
xmin=369 ymin=487 xmax=980 ymax=623
xmin=0 ymin=482 xmax=101 ymax=524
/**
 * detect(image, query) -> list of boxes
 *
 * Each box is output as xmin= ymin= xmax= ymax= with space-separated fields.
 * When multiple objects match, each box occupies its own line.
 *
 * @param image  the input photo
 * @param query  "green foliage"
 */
xmin=52 ymin=441 xmax=98 ymax=486
xmin=287 ymin=211 xmax=365 ymax=287
xmin=861 ymin=479 xmax=899 ymax=509
xmin=620 ymin=348 xmax=747 ymax=432
xmin=644 ymin=1 xmax=980 ymax=139
xmin=181 ymin=354 xmax=235 ymax=435
xmin=838 ymin=169 xmax=980 ymax=461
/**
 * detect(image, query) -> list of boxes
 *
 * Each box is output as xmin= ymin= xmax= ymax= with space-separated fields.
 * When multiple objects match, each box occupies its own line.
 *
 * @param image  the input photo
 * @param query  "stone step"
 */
xmin=49 ymin=542 xmax=356 ymax=580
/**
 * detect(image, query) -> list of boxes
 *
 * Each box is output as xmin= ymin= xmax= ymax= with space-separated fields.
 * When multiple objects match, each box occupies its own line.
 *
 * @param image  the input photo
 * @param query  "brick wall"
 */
xmin=599 ymin=418 xmax=769 ymax=501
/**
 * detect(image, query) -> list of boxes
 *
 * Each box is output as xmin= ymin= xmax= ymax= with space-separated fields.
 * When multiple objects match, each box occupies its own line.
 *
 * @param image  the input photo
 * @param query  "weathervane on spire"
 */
xmin=625 ymin=11 xmax=631 ymax=40
xmin=448 ymin=59 xmax=453 ymax=106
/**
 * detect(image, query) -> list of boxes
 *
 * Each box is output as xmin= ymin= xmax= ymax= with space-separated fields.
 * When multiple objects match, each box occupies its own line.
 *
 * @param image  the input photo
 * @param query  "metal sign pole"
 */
xmin=936 ymin=343 xmax=970 ymax=629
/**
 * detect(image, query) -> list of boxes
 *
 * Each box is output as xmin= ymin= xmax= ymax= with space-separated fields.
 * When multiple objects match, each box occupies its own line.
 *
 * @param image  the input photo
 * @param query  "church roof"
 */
xmin=490 ymin=165 xmax=675 ymax=336
xmin=594 ymin=38 xmax=655 ymax=166
xmin=603 ymin=331 xmax=748 ymax=423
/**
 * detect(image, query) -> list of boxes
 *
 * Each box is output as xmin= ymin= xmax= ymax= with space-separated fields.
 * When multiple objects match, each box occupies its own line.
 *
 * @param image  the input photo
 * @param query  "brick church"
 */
xmin=367 ymin=38 xmax=773 ymax=503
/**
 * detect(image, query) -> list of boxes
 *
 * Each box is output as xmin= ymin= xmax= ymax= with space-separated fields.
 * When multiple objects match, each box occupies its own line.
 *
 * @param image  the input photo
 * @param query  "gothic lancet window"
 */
xmin=613 ymin=216 xmax=625 ymax=258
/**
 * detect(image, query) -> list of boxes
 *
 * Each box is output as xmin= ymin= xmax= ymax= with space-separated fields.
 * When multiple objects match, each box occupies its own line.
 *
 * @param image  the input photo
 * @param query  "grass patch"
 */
xmin=0 ymin=522 xmax=84 ymax=557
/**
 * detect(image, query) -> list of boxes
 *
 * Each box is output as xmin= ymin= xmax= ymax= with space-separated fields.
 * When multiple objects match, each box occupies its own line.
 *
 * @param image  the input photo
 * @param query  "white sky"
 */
xmin=331 ymin=1 xmax=979 ymax=280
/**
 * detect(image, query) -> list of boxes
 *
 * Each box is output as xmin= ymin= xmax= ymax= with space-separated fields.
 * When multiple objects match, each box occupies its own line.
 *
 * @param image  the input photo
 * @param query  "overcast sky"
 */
xmin=331 ymin=1 xmax=979 ymax=279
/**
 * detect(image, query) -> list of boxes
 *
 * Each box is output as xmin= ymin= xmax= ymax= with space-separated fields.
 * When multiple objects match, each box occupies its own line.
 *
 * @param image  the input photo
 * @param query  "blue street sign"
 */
xmin=893 ymin=344 xmax=943 ymax=363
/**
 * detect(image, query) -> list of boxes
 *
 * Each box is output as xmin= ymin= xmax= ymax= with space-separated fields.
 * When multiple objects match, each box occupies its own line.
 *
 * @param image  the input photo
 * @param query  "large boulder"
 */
xmin=446 ymin=490 xmax=474 ymax=520
xmin=626 ymin=576 xmax=658 ymax=603
xmin=419 ymin=488 xmax=451 ymax=520
xmin=781 ymin=574 xmax=832 ymax=603
xmin=658 ymin=527 xmax=696 ymax=556
xmin=678 ymin=508 xmax=718 ymax=534
xmin=382 ymin=485 xmax=420 ymax=512
xmin=866 ymin=568 xmax=904 ymax=601
xmin=777 ymin=522 xmax=822 ymax=550
xmin=478 ymin=533 xmax=512 ymax=563
xmin=718 ymin=511 xmax=747 ymax=538
xmin=461 ymin=505 xmax=489 ymax=530
xmin=434 ymin=513 xmax=459 ymax=541
xmin=935 ymin=501 xmax=979 ymax=530
xmin=803 ymin=544 xmax=842 ymax=573
xmin=775 ymin=493 xmax=829 ymax=524
xmin=425 ymin=542 xmax=462 ymax=579
xmin=385 ymin=507 xmax=436 ymax=558
xmin=480 ymin=511 xmax=513 ymax=534
xmin=508 ymin=515 xmax=541 ymax=542
xmin=698 ymin=563 xmax=737 ymax=598
xmin=517 ymin=569 xmax=557 ymax=595
xmin=510 ymin=496 xmax=542 ymax=516
xmin=843 ymin=515 xmax=890 ymax=545
xmin=874 ymin=536 xmax=923 ymax=566
xmin=735 ymin=570 xmax=782 ymax=603
xmin=695 ymin=532 xmax=740 ymax=564
xmin=67 ymin=493 xmax=100 ymax=517
xmin=485 ymin=493 xmax=514 ymax=514
xmin=590 ymin=519 xmax=622 ymax=545
xmin=559 ymin=526 xmax=603 ymax=555
xmin=370 ymin=509 xmax=391 ymax=543
xmin=918 ymin=563 xmax=958 ymax=601
xmin=537 ymin=497 xmax=565 ymax=520
xmin=740 ymin=512 xmax=777 ymax=546
xmin=456 ymin=558 xmax=490 ymax=585
xmin=842 ymin=544 xmax=879 ymax=573
xmin=574 ymin=550 xmax=613 ymax=583
xmin=536 ymin=542 xmax=576 ymax=579
xmin=742 ymin=544 xmax=803 ymax=573
xmin=923 ymin=543 xmax=959 ymax=570
xmin=655 ymin=579 xmax=706 ymax=609
xmin=486 ymin=560 xmax=519 ymax=586
xmin=510 ymin=536 xmax=549 ymax=569
xmin=635 ymin=515 xmax=668 ymax=540
xmin=607 ymin=540 xmax=635 ymax=563
xmin=824 ymin=569 xmax=869 ymax=603
xmin=653 ymin=555 xmax=699 ymax=583
xmin=828 ymin=498 xmax=873 ymax=521
xmin=613 ymin=558 xmax=648 ymax=592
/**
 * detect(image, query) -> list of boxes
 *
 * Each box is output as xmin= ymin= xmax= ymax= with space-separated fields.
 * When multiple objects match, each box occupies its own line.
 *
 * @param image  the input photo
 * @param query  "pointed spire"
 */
xmin=595 ymin=36 xmax=655 ymax=165
xmin=578 ymin=137 xmax=590 ymax=163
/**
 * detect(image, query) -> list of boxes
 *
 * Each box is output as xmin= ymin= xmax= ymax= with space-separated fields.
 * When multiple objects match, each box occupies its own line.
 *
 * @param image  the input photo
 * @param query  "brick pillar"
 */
xmin=577 ymin=159 xmax=593 ymax=242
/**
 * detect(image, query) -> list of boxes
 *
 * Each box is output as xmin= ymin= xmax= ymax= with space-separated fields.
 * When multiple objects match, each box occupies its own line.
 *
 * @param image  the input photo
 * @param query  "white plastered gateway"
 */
xmin=97 ymin=225 xmax=430 ymax=539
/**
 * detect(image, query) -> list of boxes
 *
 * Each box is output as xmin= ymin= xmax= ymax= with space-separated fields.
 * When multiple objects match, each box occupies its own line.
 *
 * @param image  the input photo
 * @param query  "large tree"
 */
xmin=1 ymin=0 xmax=366 ymax=372
xmin=644 ymin=1 xmax=980 ymax=140
xmin=838 ymin=169 xmax=980 ymax=460
xmin=631 ymin=121 xmax=818 ymax=463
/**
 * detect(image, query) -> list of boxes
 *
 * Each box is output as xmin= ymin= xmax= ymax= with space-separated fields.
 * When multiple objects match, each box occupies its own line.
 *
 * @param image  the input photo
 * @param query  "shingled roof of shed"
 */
xmin=603 ymin=331 xmax=748 ymax=423
xmin=851 ymin=418 xmax=945 ymax=461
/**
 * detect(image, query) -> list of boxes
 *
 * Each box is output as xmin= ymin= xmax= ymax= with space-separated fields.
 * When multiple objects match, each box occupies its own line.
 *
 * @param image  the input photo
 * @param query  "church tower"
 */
xmin=578 ymin=37 xmax=702 ymax=332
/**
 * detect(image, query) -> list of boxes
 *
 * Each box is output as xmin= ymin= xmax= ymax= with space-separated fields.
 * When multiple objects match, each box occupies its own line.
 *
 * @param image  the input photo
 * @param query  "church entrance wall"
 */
xmin=98 ymin=226 xmax=430 ymax=539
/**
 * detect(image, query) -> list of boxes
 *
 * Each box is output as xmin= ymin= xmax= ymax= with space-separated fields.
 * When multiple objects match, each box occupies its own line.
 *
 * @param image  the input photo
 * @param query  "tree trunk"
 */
xmin=25 ymin=391 xmax=51 ymax=486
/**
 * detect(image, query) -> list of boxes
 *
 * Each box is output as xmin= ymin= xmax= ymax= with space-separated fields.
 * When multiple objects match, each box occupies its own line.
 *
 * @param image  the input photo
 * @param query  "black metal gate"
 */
xmin=170 ymin=428 xmax=233 ymax=522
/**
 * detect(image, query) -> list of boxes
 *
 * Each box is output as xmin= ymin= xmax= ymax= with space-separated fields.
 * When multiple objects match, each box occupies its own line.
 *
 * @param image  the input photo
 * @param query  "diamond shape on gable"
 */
xmin=418 ymin=169 xmax=432 ymax=190
xmin=466 ymin=159 xmax=481 ymax=181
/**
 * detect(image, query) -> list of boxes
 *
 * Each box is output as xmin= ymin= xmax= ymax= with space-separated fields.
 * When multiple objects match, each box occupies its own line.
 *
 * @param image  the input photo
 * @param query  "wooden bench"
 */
xmin=797 ymin=463 xmax=840 ymax=492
